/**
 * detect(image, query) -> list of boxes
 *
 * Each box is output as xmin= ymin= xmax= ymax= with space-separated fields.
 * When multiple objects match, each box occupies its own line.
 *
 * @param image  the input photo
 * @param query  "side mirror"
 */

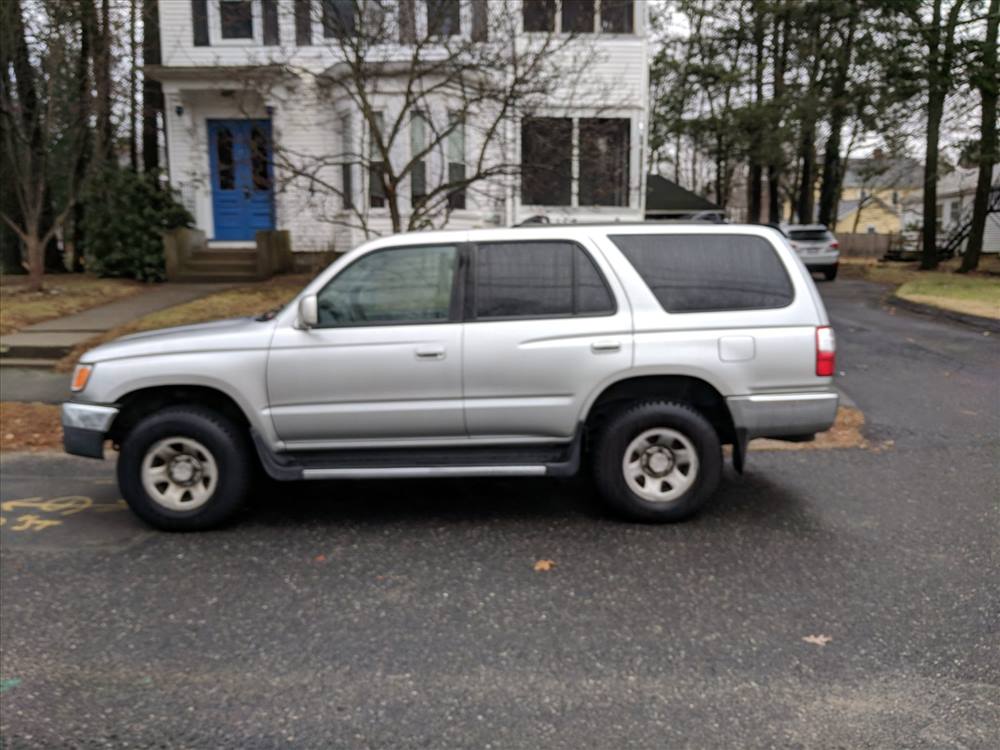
xmin=298 ymin=294 xmax=318 ymax=328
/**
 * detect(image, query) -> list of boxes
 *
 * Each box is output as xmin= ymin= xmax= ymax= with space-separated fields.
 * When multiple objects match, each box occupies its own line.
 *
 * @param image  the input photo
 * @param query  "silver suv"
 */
xmin=62 ymin=225 xmax=838 ymax=530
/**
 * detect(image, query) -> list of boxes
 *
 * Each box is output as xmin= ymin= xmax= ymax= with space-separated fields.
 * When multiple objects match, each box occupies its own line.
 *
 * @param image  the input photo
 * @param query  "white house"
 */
xmin=150 ymin=0 xmax=651 ymax=265
xmin=936 ymin=164 xmax=1000 ymax=255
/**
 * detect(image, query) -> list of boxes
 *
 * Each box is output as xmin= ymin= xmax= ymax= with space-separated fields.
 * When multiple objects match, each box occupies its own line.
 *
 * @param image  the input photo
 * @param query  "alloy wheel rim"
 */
xmin=141 ymin=436 xmax=218 ymax=512
xmin=621 ymin=427 xmax=699 ymax=503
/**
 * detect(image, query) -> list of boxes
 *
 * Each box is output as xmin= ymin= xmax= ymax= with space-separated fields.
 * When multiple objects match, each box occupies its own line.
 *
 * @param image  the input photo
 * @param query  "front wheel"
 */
xmin=117 ymin=407 xmax=252 ymax=531
xmin=593 ymin=401 xmax=722 ymax=523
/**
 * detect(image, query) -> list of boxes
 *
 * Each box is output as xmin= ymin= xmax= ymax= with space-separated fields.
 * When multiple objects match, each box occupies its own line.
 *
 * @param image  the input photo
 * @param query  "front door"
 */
xmin=208 ymin=119 xmax=275 ymax=241
xmin=267 ymin=243 xmax=465 ymax=446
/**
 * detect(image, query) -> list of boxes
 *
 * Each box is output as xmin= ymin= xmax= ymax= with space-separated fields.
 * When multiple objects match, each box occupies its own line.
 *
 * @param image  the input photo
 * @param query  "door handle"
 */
xmin=591 ymin=340 xmax=621 ymax=353
xmin=415 ymin=346 xmax=445 ymax=360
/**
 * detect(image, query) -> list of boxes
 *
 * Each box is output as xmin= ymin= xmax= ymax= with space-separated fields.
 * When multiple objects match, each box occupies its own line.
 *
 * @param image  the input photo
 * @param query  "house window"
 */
xmin=323 ymin=0 xmax=356 ymax=37
xmin=295 ymin=0 xmax=312 ymax=45
xmin=219 ymin=0 xmax=253 ymax=39
xmin=562 ymin=0 xmax=595 ymax=33
xmin=471 ymin=0 xmax=488 ymax=41
xmin=341 ymin=114 xmax=354 ymax=210
xmin=427 ymin=0 xmax=461 ymax=36
xmin=262 ymin=0 xmax=279 ymax=44
xmin=369 ymin=113 xmax=386 ymax=209
xmin=447 ymin=113 xmax=466 ymax=210
xmin=192 ymin=0 xmax=210 ymax=46
xmin=411 ymin=111 xmax=428 ymax=208
xmin=523 ymin=0 xmax=556 ymax=32
xmin=521 ymin=118 xmax=572 ymax=206
xmin=579 ymin=118 xmax=629 ymax=206
xmin=600 ymin=0 xmax=633 ymax=33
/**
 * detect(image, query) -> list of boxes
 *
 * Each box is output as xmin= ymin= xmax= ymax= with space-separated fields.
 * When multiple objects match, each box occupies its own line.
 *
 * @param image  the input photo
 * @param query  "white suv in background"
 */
xmin=62 ymin=224 xmax=838 ymax=530
xmin=787 ymin=224 xmax=840 ymax=280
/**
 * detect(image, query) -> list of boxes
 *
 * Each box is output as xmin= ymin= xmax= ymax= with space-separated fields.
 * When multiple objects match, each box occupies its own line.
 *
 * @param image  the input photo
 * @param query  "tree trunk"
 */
xmin=25 ymin=234 xmax=44 ymax=292
xmin=920 ymin=88 xmax=945 ymax=269
xmin=959 ymin=0 xmax=998 ymax=273
xmin=817 ymin=16 xmax=857 ymax=227
xmin=796 ymin=122 xmax=816 ymax=223
xmin=94 ymin=0 xmax=113 ymax=162
xmin=129 ymin=0 xmax=138 ymax=172
xmin=142 ymin=0 xmax=163 ymax=174
xmin=72 ymin=0 xmax=94 ymax=272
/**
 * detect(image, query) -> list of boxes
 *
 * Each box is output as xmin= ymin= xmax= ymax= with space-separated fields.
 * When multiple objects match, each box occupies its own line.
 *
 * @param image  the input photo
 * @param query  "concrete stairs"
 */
xmin=171 ymin=247 xmax=261 ymax=282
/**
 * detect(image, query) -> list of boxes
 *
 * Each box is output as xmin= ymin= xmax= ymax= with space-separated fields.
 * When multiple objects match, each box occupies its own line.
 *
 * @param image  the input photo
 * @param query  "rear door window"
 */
xmin=472 ymin=241 xmax=615 ymax=319
xmin=609 ymin=234 xmax=794 ymax=313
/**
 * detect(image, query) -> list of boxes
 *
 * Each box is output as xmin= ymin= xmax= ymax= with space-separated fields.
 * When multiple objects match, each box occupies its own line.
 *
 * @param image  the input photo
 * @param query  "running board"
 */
xmin=250 ymin=428 xmax=582 ymax=482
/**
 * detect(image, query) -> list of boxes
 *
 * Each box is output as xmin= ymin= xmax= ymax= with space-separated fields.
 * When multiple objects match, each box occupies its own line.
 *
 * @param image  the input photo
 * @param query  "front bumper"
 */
xmin=726 ymin=391 xmax=839 ymax=440
xmin=61 ymin=402 xmax=118 ymax=458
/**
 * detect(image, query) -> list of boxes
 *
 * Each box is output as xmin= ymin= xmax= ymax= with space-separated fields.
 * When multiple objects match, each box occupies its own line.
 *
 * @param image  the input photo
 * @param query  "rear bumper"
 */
xmin=726 ymin=391 xmax=839 ymax=440
xmin=802 ymin=253 xmax=839 ymax=268
xmin=61 ymin=402 xmax=118 ymax=459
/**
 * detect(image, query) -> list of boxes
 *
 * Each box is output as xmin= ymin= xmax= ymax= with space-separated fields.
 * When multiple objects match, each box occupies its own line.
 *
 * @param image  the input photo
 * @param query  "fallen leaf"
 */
xmin=313 ymin=554 xmax=326 ymax=563
xmin=533 ymin=559 xmax=555 ymax=572
xmin=802 ymin=634 xmax=832 ymax=646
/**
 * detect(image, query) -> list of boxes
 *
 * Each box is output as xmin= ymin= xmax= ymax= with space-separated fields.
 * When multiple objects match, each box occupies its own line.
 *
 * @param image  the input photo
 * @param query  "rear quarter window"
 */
xmin=609 ymin=234 xmax=794 ymax=313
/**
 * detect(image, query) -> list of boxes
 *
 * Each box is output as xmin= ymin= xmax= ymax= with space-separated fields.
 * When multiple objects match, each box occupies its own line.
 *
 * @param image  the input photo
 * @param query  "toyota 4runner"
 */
xmin=62 ymin=224 xmax=838 ymax=530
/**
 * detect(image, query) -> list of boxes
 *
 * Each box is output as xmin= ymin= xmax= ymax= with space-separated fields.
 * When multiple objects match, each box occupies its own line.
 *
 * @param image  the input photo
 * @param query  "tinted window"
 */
xmin=609 ymin=234 xmax=794 ymax=313
xmin=317 ymin=245 xmax=457 ymax=326
xmin=220 ymin=0 xmax=253 ymax=39
xmin=474 ymin=242 xmax=614 ymax=319
xmin=788 ymin=229 xmax=832 ymax=242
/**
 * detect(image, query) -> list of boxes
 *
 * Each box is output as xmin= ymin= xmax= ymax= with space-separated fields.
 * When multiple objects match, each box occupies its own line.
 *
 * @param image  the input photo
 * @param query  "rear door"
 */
xmin=461 ymin=239 xmax=633 ymax=439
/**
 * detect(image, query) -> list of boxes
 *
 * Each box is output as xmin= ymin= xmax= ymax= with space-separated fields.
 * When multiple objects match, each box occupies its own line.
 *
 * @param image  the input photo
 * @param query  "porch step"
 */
xmin=171 ymin=273 xmax=262 ymax=283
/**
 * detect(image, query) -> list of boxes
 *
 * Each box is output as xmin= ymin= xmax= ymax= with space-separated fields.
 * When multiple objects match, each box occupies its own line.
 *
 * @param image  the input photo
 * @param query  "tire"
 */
xmin=117 ymin=406 xmax=252 ymax=531
xmin=593 ymin=401 xmax=722 ymax=523
xmin=823 ymin=264 xmax=838 ymax=281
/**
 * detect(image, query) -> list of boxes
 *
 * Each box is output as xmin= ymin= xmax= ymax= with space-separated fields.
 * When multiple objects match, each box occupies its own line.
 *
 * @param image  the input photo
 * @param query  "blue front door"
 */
xmin=208 ymin=119 xmax=275 ymax=241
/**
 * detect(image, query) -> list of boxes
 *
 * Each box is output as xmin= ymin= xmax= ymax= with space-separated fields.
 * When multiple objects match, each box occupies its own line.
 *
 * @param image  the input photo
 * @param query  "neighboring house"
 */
xmin=935 ymin=164 xmax=1000 ymax=254
xmin=148 ymin=0 xmax=650 ymax=263
xmin=644 ymin=175 xmax=723 ymax=221
xmin=833 ymin=154 xmax=924 ymax=235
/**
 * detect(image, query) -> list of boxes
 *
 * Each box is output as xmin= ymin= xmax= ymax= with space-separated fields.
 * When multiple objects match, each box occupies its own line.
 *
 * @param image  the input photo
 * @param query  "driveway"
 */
xmin=1 ymin=279 xmax=998 ymax=748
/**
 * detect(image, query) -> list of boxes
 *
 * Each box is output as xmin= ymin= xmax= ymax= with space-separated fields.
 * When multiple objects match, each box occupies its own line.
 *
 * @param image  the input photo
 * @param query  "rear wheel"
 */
xmin=593 ymin=401 xmax=722 ymax=522
xmin=117 ymin=406 xmax=252 ymax=531
xmin=823 ymin=264 xmax=838 ymax=281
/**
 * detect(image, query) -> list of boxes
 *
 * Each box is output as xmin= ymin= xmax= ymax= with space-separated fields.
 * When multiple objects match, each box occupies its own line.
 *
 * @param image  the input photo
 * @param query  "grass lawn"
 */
xmin=840 ymin=257 xmax=1000 ymax=319
xmin=55 ymin=273 xmax=312 ymax=371
xmin=0 ymin=275 xmax=144 ymax=335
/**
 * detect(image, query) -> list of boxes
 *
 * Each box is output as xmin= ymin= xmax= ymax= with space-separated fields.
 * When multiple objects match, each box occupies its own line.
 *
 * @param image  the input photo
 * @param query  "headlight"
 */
xmin=70 ymin=364 xmax=93 ymax=392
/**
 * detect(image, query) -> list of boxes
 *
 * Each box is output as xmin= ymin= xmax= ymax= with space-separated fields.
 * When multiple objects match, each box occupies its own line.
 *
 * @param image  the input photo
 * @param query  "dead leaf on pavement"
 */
xmin=802 ymin=634 xmax=833 ymax=646
xmin=533 ymin=559 xmax=555 ymax=572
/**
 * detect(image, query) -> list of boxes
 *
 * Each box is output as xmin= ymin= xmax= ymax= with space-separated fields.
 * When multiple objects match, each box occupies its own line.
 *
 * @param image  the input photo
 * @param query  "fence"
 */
xmin=836 ymin=233 xmax=893 ymax=258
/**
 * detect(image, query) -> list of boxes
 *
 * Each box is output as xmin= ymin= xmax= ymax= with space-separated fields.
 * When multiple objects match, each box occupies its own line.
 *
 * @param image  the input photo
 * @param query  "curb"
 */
xmin=887 ymin=294 xmax=1000 ymax=333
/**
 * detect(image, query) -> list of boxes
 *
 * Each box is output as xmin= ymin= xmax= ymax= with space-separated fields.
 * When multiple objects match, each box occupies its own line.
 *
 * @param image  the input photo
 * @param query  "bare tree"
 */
xmin=238 ymin=0 xmax=623 ymax=238
xmin=0 ymin=0 xmax=88 ymax=290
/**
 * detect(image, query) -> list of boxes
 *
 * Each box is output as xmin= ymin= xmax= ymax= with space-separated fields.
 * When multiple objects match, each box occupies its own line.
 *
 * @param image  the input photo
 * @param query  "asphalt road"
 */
xmin=1 ymin=278 xmax=998 ymax=748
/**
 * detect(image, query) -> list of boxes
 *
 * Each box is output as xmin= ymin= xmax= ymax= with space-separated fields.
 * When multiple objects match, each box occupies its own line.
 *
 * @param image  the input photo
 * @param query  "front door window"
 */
xmin=316 ymin=245 xmax=458 ymax=326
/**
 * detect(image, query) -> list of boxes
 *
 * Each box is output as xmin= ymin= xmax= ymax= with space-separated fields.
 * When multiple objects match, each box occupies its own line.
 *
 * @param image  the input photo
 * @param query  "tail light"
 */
xmin=816 ymin=327 xmax=836 ymax=376
xmin=829 ymin=241 xmax=839 ymax=249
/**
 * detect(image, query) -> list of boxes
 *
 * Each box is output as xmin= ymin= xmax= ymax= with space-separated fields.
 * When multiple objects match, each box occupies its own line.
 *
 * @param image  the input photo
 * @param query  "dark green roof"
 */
xmin=646 ymin=175 xmax=720 ymax=212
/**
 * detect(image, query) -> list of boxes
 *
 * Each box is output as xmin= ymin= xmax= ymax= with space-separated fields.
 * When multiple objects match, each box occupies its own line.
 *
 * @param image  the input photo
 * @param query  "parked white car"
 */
xmin=786 ymin=224 xmax=840 ymax=280
xmin=63 ymin=224 xmax=838 ymax=530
